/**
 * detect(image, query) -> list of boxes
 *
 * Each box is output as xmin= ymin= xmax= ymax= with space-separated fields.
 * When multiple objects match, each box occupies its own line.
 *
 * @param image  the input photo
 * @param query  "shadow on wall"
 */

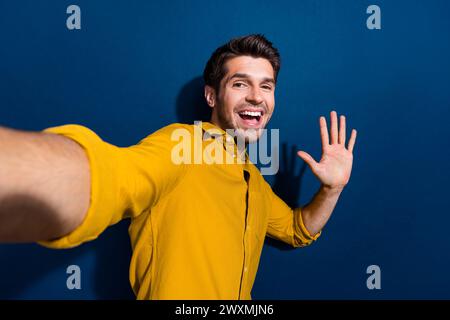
xmin=91 ymin=220 xmax=135 ymax=299
xmin=176 ymin=76 xmax=212 ymax=124
xmin=266 ymin=143 xmax=308 ymax=251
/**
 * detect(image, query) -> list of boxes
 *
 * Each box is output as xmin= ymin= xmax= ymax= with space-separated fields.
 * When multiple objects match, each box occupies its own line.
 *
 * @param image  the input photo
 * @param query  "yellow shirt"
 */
xmin=38 ymin=121 xmax=321 ymax=299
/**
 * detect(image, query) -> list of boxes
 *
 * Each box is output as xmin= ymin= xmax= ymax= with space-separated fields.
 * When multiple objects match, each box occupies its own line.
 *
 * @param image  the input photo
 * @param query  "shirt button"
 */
xmin=244 ymin=267 xmax=248 ymax=273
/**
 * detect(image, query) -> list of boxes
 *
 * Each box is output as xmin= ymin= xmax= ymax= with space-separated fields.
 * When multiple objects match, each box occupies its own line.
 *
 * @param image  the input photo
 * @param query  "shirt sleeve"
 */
xmin=37 ymin=123 xmax=187 ymax=249
xmin=266 ymin=183 xmax=321 ymax=248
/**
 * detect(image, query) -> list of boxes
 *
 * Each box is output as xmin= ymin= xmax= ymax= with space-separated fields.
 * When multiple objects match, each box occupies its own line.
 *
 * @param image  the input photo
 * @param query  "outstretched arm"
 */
xmin=0 ymin=126 xmax=90 ymax=242
xmin=297 ymin=111 xmax=357 ymax=236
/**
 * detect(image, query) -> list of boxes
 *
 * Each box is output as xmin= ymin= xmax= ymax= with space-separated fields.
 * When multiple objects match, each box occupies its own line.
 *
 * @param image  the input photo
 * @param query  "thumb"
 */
xmin=297 ymin=150 xmax=318 ymax=169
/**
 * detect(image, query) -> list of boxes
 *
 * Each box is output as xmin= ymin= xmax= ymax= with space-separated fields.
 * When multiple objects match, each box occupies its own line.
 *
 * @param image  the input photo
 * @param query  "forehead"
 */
xmin=223 ymin=56 xmax=274 ymax=80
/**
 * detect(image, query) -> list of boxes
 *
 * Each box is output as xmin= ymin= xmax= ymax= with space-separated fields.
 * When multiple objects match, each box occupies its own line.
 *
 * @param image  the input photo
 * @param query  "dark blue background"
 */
xmin=1 ymin=0 xmax=449 ymax=299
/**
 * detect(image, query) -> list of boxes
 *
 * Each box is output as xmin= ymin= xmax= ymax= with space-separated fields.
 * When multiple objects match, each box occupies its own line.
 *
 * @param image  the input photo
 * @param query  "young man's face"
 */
xmin=205 ymin=56 xmax=276 ymax=143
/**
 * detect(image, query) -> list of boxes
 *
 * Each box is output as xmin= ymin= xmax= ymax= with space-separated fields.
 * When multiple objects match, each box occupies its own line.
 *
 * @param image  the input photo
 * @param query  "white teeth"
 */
xmin=239 ymin=110 xmax=262 ymax=117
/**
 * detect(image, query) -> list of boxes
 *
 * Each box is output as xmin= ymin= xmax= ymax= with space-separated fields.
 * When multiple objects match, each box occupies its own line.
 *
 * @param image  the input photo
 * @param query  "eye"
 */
xmin=232 ymin=82 xmax=247 ymax=88
xmin=261 ymin=84 xmax=273 ymax=91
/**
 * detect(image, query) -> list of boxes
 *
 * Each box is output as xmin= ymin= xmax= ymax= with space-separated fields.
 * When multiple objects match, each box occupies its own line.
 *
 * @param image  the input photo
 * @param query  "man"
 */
xmin=0 ymin=34 xmax=357 ymax=299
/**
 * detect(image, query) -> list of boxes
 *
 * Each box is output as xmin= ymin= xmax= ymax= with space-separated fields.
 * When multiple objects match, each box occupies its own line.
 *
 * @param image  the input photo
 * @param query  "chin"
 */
xmin=235 ymin=127 xmax=264 ymax=143
xmin=231 ymin=116 xmax=268 ymax=143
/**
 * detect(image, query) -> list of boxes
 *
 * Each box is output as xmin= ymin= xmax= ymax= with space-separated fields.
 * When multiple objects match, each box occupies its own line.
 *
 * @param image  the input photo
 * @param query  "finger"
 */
xmin=297 ymin=150 xmax=318 ymax=170
xmin=339 ymin=115 xmax=346 ymax=145
xmin=330 ymin=110 xmax=338 ymax=144
xmin=347 ymin=129 xmax=357 ymax=153
xmin=319 ymin=116 xmax=329 ymax=151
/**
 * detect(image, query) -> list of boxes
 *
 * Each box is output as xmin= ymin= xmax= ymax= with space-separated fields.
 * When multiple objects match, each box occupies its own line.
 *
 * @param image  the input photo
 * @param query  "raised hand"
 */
xmin=297 ymin=111 xmax=357 ymax=190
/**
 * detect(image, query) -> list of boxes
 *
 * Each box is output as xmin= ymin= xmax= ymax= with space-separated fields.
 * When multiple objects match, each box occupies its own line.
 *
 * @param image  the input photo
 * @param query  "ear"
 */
xmin=204 ymin=85 xmax=216 ymax=108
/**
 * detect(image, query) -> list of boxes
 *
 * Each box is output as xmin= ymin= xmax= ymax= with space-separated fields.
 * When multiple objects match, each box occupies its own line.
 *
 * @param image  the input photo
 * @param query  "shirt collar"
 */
xmin=199 ymin=121 xmax=249 ymax=163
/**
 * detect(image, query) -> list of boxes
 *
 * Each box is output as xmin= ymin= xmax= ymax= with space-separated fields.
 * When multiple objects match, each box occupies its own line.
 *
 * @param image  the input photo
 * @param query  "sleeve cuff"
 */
xmin=293 ymin=207 xmax=322 ymax=247
xmin=37 ymin=125 xmax=114 ymax=249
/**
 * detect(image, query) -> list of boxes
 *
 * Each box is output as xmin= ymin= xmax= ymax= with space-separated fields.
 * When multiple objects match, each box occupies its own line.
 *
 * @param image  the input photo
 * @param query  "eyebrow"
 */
xmin=226 ymin=73 xmax=276 ymax=85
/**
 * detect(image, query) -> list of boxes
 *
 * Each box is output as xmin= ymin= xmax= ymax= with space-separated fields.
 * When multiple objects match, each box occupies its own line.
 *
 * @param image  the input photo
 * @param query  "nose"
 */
xmin=245 ymin=87 xmax=264 ymax=105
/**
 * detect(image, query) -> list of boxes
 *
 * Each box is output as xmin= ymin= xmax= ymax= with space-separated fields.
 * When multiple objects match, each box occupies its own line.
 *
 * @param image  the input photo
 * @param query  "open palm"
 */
xmin=297 ymin=111 xmax=357 ymax=190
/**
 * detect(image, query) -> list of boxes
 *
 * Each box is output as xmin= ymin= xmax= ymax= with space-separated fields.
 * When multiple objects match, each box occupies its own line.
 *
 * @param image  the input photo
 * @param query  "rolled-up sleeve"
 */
xmin=266 ymin=186 xmax=321 ymax=248
xmin=38 ymin=123 xmax=186 ymax=249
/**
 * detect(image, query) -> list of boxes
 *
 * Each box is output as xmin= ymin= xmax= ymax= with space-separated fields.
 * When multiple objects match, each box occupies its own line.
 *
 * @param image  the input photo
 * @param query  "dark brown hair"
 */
xmin=203 ymin=34 xmax=281 ymax=93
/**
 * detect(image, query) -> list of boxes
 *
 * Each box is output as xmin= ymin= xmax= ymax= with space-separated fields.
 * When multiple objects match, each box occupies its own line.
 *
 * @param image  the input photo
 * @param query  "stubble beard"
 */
xmin=215 ymin=101 xmax=267 ymax=144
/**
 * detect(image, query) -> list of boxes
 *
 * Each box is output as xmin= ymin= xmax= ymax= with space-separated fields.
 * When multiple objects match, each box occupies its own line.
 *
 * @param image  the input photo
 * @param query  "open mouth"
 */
xmin=237 ymin=110 xmax=263 ymax=127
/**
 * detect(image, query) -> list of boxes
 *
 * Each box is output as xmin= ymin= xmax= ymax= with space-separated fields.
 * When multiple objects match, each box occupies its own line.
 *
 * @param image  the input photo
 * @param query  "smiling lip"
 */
xmin=236 ymin=108 xmax=265 ymax=127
